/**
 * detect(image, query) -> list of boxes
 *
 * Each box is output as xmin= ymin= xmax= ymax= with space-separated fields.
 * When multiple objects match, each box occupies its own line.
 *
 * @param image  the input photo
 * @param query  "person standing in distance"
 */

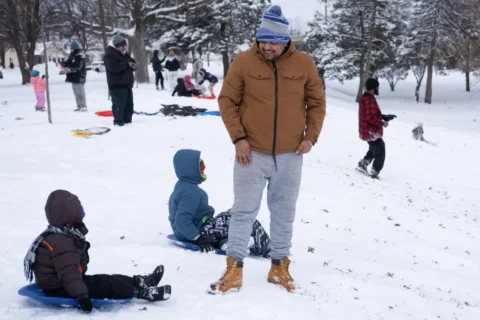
xmin=356 ymin=78 xmax=396 ymax=179
xmin=62 ymin=40 xmax=87 ymax=112
xmin=103 ymin=35 xmax=137 ymax=126
xmin=165 ymin=50 xmax=180 ymax=91
xmin=151 ymin=50 xmax=166 ymax=90
xmin=211 ymin=5 xmax=326 ymax=294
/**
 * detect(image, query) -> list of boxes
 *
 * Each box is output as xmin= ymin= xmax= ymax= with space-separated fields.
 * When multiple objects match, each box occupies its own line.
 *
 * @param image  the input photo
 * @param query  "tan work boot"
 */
xmin=209 ymin=257 xmax=243 ymax=294
xmin=268 ymin=257 xmax=295 ymax=292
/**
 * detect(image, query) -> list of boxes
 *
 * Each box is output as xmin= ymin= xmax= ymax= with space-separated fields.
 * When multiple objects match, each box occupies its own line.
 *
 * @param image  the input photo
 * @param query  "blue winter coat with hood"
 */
xmin=168 ymin=149 xmax=215 ymax=241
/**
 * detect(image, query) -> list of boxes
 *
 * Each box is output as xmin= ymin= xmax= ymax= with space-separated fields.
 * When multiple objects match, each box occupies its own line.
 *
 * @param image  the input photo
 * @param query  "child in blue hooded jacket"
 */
xmin=168 ymin=149 xmax=270 ymax=256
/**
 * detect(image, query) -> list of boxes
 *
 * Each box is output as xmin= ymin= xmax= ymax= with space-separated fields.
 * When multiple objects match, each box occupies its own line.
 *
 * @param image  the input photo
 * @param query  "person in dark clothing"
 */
xmin=23 ymin=190 xmax=172 ymax=313
xmin=357 ymin=78 xmax=396 ymax=179
xmin=317 ymin=67 xmax=326 ymax=91
xmin=165 ymin=50 xmax=180 ymax=90
xmin=172 ymin=78 xmax=202 ymax=97
xmin=103 ymin=35 xmax=137 ymax=126
xmin=151 ymin=50 xmax=166 ymax=90
xmin=61 ymin=40 xmax=87 ymax=112
xmin=168 ymin=149 xmax=271 ymax=257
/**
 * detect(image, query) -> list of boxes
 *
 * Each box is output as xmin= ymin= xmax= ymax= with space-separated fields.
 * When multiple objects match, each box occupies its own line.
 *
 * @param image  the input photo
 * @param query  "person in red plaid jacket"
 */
xmin=357 ymin=78 xmax=396 ymax=179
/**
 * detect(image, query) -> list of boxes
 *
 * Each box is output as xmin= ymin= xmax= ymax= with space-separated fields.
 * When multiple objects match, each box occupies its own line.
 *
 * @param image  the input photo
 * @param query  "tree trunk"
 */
xmin=466 ymin=71 xmax=470 ymax=92
xmin=222 ymin=51 xmax=229 ymax=77
xmin=363 ymin=0 xmax=378 ymax=80
xmin=356 ymin=65 xmax=366 ymax=102
xmin=415 ymin=83 xmax=421 ymax=102
xmin=0 ymin=47 xmax=5 ymax=69
xmin=97 ymin=0 xmax=109 ymax=52
xmin=26 ymin=0 xmax=40 ymax=70
xmin=180 ymin=51 xmax=187 ymax=70
xmin=129 ymin=25 xmax=149 ymax=84
xmin=13 ymin=43 xmax=31 ymax=85
xmin=41 ymin=14 xmax=52 ymax=124
xmin=424 ymin=51 xmax=434 ymax=104
xmin=389 ymin=81 xmax=395 ymax=92
xmin=26 ymin=43 xmax=36 ymax=70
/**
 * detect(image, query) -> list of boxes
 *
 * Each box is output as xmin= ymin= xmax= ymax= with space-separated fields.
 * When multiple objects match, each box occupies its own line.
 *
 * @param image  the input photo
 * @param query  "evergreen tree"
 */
xmin=408 ymin=0 xmax=470 ymax=104
xmin=307 ymin=0 xmax=407 ymax=101
xmin=209 ymin=0 xmax=270 ymax=77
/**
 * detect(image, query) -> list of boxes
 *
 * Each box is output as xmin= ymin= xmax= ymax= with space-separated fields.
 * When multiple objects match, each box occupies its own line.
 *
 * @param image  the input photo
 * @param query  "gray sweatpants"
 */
xmin=72 ymin=83 xmax=87 ymax=109
xmin=227 ymin=151 xmax=303 ymax=261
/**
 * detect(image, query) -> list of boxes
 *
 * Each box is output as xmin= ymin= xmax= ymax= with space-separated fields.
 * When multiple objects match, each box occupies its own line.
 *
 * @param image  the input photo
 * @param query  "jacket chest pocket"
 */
xmin=246 ymin=70 xmax=273 ymax=98
xmin=281 ymin=71 xmax=305 ymax=96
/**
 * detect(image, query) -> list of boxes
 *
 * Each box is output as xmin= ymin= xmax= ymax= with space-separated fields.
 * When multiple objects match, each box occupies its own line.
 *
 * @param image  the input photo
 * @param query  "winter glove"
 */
xmin=382 ymin=114 xmax=397 ymax=122
xmin=77 ymin=297 xmax=93 ymax=313
xmin=195 ymin=234 xmax=214 ymax=253
xmin=41 ymin=75 xmax=45 ymax=79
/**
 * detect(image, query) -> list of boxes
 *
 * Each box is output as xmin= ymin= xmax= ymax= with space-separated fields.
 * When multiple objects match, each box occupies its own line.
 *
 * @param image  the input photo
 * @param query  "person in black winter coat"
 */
xmin=317 ymin=67 xmax=326 ymax=91
xmin=172 ymin=78 xmax=202 ymax=97
xmin=165 ymin=50 xmax=180 ymax=90
xmin=61 ymin=40 xmax=87 ymax=112
xmin=150 ymin=50 xmax=166 ymax=90
xmin=103 ymin=35 xmax=137 ymax=126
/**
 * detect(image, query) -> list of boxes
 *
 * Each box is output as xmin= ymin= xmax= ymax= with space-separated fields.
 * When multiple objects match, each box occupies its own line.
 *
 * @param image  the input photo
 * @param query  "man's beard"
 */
xmin=374 ymin=89 xmax=379 ymax=96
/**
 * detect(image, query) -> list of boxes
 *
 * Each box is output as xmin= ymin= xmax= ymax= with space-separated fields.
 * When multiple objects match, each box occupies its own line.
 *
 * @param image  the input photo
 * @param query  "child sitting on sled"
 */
xmin=24 ymin=190 xmax=171 ymax=313
xmin=168 ymin=149 xmax=271 ymax=257
xmin=197 ymin=68 xmax=218 ymax=98
xmin=30 ymin=70 xmax=46 ymax=112
xmin=172 ymin=77 xmax=202 ymax=97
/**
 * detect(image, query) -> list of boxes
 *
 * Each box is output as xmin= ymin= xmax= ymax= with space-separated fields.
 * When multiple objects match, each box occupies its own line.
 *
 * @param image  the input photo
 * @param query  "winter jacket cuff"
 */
xmin=233 ymin=137 xmax=247 ymax=145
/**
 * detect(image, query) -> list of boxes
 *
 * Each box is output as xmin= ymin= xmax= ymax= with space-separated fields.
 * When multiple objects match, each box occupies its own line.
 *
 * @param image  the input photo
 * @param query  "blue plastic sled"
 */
xmin=18 ymin=284 xmax=132 ymax=308
xmin=167 ymin=234 xmax=226 ymax=255
xmin=199 ymin=111 xmax=221 ymax=117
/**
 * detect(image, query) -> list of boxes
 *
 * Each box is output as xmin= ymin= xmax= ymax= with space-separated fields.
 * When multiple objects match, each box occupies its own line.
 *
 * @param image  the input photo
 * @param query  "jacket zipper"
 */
xmin=272 ymin=61 xmax=279 ymax=171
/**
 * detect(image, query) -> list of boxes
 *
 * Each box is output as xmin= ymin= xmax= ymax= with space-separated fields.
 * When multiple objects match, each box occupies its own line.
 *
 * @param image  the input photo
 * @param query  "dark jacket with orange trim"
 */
xmin=34 ymin=190 xmax=90 ymax=299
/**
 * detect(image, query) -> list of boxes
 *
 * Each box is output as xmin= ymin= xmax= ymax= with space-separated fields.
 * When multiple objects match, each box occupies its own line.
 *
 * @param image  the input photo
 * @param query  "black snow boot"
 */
xmin=134 ymin=265 xmax=164 ymax=290
xmin=137 ymin=285 xmax=171 ymax=302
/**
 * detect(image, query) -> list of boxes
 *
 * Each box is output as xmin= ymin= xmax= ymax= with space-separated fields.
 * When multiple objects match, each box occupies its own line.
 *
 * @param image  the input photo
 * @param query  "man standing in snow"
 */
xmin=103 ymin=35 xmax=137 ymax=126
xmin=62 ymin=40 xmax=87 ymax=112
xmin=212 ymin=5 xmax=326 ymax=294
xmin=356 ymin=78 xmax=396 ymax=179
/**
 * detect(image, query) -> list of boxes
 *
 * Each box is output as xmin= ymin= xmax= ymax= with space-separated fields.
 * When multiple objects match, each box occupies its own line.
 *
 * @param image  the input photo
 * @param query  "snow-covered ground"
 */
xmin=0 ymin=61 xmax=479 ymax=320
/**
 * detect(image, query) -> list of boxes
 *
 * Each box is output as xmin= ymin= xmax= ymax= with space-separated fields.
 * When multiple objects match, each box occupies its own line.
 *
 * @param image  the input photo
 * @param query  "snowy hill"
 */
xmin=0 ymin=64 xmax=479 ymax=320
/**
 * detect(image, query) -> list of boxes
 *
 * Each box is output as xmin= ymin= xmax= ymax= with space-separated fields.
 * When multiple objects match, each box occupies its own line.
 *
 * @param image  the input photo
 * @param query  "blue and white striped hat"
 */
xmin=256 ymin=5 xmax=290 ymax=44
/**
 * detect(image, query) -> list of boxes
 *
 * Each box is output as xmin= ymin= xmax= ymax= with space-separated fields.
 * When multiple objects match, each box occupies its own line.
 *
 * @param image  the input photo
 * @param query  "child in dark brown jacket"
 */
xmin=24 ymin=190 xmax=171 ymax=312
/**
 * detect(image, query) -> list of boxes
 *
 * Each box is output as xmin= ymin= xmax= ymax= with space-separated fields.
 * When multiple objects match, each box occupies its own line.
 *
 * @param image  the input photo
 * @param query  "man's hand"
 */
xmin=235 ymin=139 xmax=252 ymax=167
xmin=128 ymin=62 xmax=136 ymax=69
xmin=383 ymin=121 xmax=389 ymax=128
xmin=296 ymin=140 xmax=313 ymax=155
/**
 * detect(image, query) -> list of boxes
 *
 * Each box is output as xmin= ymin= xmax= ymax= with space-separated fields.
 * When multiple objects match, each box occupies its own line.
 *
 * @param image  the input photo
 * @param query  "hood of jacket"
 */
xmin=45 ymin=190 xmax=88 ymax=235
xmin=173 ymin=149 xmax=202 ymax=184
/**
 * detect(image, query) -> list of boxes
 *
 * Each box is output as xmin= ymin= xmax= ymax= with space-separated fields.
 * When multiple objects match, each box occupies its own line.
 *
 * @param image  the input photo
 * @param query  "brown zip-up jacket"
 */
xmin=218 ymin=41 xmax=326 ymax=154
xmin=34 ymin=190 xmax=90 ymax=299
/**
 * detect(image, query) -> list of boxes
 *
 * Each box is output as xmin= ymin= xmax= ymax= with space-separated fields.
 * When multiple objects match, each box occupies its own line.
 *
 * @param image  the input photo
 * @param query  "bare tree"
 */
xmin=0 ymin=0 xmax=41 ymax=84
xmin=452 ymin=38 xmax=480 ymax=92
xmin=66 ymin=0 xmax=185 ymax=83
xmin=0 ymin=39 xmax=6 ymax=68
xmin=355 ymin=0 xmax=378 ymax=102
